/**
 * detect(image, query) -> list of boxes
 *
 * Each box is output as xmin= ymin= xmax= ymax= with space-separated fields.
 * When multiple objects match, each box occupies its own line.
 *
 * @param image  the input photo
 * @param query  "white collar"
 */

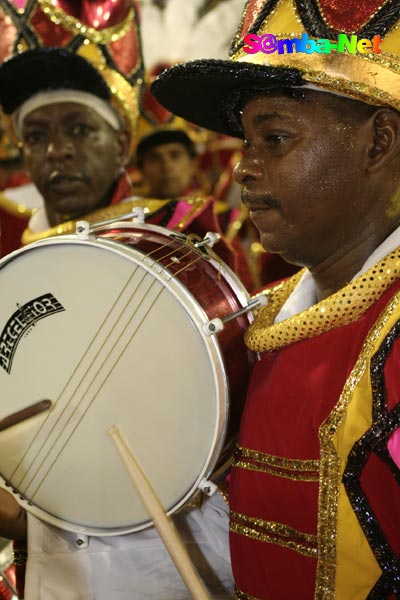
xmin=275 ymin=225 xmax=400 ymax=323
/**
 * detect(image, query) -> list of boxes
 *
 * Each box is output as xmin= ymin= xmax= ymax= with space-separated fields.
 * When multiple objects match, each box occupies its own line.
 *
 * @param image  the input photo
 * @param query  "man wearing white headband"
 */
xmin=0 ymin=49 xmax=133 ymax=237
xmin=0 ymin=47 xmax=235 ymax=600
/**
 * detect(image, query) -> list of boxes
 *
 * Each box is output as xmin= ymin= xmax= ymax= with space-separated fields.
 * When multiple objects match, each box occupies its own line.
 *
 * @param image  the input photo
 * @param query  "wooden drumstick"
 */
xmin=108 ymin=425 xmax=212 ymax=600
xmin=0 ymin=399 xmax=52 ymax=432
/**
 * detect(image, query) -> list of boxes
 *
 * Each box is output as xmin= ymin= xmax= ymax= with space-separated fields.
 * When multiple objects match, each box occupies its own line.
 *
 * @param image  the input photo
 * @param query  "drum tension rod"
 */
xmin=194 ymin=231 xmax=221 ymax=249
xmin=203 ymin=294 xmax=268 ymax=335
xmin=75 ymin=208 xmax=147 ymax=238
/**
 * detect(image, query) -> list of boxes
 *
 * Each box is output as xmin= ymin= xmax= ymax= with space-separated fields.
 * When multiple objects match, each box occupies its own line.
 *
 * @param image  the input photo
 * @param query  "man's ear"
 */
xmin=366 ymin=109 xmax=400 ymax=172
xmin=115 ymin=128 xmax=131 ymax=167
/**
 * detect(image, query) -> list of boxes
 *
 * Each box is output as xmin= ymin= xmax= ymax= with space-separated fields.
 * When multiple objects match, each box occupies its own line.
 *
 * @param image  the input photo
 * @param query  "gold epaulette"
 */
xmin=0 ymin=192 xmax=34 ymax=218
xmin=21 ymin=198 xmax=171 ymax=245
xmin=21 ymin=194 xmax=210 ymax=245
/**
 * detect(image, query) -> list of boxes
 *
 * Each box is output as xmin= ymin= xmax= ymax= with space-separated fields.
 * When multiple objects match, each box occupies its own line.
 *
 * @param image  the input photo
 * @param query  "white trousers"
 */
xmin=24 ymin=491 xmax=233 ymax=599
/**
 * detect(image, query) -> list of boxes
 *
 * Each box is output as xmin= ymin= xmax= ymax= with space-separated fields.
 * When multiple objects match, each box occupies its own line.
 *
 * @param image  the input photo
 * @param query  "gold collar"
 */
xmin=246 ymin=248 xmax=400 ymax=353
xmin=21 ymin=195 xmax=209 ymax=246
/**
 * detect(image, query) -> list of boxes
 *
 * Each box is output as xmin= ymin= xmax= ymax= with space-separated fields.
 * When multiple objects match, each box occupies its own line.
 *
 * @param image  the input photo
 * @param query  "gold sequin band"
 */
xmin=230 ymin=510 xmax=318 ymax=557
xmin=37 ymin=0 xmax=135 ymax=44
xmin=234 ymin=445 xmax=320 ymax=481
xmin=235 ymin=587 xmax=262 ymax=600
xmin=99 ymin=66 xmax=141 ymax=147
xmin=231 ymin=39 xmax=400 ymax=110
xmin=246 ymin=248 xmax=400 ymax=352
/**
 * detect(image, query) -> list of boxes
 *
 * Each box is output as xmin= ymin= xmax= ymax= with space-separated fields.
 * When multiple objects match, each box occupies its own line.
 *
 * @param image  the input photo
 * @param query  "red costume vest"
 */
xmin=230 ymin=251 xmax=400 ymax=600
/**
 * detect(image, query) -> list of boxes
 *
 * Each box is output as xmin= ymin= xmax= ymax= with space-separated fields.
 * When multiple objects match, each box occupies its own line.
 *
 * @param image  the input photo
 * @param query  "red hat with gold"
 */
xmin=151 ymin=0 xmax=400 ymax=138
xmin=0 ymin=0 xmax=143 ymax=153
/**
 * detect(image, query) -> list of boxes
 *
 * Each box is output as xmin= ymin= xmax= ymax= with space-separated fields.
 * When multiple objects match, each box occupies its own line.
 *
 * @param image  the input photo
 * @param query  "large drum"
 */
xmin=0 ymin=221 xmax=255 ymax=535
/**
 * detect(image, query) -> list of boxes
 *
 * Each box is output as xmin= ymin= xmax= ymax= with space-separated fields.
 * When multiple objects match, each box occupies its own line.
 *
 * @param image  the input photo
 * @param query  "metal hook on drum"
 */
xmin=203 ymin=294 xmax=268 ymax=335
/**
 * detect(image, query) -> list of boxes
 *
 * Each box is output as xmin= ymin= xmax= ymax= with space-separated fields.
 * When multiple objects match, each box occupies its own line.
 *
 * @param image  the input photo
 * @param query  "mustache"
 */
xmin=241 ymin=190 xmax=281 ymax=210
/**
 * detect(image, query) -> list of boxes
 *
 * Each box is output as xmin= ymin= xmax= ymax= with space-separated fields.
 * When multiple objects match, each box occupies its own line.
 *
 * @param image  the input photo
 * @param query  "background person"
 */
xmin=135 ymin=128 xmax=198 ymax=200
xmin=152 ymin=0 xmax=400 ymax=598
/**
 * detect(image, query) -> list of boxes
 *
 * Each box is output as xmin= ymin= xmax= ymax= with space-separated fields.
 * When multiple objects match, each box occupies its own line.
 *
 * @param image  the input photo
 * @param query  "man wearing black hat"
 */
xmin=0 ymin=44 xmax=234 ymax=600
xmin=152 ymin=1 xmax=400 ymax=599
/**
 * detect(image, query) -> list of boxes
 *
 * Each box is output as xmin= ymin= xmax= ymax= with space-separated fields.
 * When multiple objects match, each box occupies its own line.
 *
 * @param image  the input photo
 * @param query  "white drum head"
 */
xmin=0 ymin=236 xmax=228 ymax=535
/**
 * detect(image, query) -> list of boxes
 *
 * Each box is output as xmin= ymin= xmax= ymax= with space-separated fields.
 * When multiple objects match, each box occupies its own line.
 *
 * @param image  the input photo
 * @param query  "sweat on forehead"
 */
xmin=222 ymin=87 xmax=378 ymax=137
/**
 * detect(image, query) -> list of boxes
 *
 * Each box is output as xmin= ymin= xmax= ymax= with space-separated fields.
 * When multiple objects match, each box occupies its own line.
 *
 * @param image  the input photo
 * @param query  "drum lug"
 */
xmin=198 ymin=478 xmax=218 ymax=497
xmin=203 ymin=294 xmax=268 ymax=335
xmin=76 ymin=220 xmax=90 ymax=239
xmin=75 ymin=534 xmax=89 ymax=548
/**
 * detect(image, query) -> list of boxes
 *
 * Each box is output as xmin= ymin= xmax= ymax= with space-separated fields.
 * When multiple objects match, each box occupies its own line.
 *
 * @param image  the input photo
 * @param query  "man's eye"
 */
xmin=23 ymin=131 xmax=45 ymax=145
xmin=71 ymin=124 xmax=91 ymax=137
xmin=265 ymin=135 xmax=286 ymax=146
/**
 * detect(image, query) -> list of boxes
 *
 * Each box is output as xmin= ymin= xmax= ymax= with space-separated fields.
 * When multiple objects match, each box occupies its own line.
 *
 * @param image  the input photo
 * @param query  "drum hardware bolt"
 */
xmin=195 ymin=232 xmax=221 ymax=249
xmin=75 ymin=534 xmax=89 ymax=548
xmin=203 ymin=295 xmax=268 ymax=336
xmin=198 ymin=478 xmax=218 ymax=496
xmin=76 ymin=220 xmax=90 ymax=239
xmin=89 ymin=208 xmax=147 ymax=232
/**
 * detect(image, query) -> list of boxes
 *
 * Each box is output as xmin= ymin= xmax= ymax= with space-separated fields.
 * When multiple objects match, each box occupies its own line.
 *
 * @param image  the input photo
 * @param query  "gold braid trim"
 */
xmin=245 ymin=248 xmax=400 ymax=352
xmin=235 ymin=587 xmax=262 ymax=600
xmin=230 ymin=511 xmax=318 ymax=557
xmin=21 ymin=198 xmax=173 ymax=245
xmin=315 ymin=289 xmax=400 ymax=599
xmin=234 ymin=444 xmax=320 ymax=482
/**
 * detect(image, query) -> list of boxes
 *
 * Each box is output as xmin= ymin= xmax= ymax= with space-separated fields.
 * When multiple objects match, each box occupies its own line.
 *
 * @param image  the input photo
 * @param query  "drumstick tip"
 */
xmin=107 ymin=424 xmax=120 ymax=437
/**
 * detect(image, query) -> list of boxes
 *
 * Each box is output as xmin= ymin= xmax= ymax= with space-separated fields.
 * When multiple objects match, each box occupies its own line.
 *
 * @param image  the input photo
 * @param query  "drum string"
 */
xmin=27 ymin=249 xmax=202 ymax=501
xmin=11 ymin=239 xmax=183 ymax=485
xmin=14 ymin=242 xmax=202 ymax=496
xmin=11 ymin=261 xmax=150 ymax=487
xmin=28 ymin=273 xmax=166 ymax=501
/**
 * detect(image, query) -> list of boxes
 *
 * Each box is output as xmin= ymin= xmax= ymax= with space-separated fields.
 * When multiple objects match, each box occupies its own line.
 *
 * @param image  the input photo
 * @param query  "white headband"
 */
xmin=13 ymin=89 xmax=122 ymax=138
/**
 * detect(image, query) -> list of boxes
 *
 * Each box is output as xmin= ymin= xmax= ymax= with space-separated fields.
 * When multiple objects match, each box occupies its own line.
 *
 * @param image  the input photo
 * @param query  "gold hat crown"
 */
xmin=230 ymin=0 xmax=400 ymax=110
xmin=0 ymin=0 xmax=144 ymax=155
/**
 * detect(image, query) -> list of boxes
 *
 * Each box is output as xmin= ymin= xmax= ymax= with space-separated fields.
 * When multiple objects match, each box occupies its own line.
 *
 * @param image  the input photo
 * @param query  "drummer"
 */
xmin=0 ymin=47 xmax=252 ymax=287
xmin=0 ymin=48 xmax=235 ymax=600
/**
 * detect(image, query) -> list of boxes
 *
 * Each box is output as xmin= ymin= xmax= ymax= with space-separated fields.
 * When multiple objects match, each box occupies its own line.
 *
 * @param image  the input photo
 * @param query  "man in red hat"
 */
xmin=152 ymin=1 xmax=400 ymax=599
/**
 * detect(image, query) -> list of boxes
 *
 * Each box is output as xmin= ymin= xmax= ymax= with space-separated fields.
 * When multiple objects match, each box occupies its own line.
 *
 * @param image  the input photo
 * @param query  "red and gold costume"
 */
xmin=147 ymin=0 xmax=400 ymax=597
xmin=230 ymin=246 xmax=400 ymax=599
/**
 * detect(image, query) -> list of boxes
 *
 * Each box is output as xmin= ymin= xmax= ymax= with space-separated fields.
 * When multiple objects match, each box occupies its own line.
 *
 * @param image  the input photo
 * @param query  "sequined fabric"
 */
xmin=245 ymin=248 xmax=400 ymax=353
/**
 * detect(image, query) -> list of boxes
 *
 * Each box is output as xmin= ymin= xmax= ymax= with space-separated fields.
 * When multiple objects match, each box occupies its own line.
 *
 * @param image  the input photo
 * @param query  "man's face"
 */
xmin=140 ymin=142 xmax=196 ymax=199
xmin=235 ymin=92 xmax=371 ymax=268
xmin=21 ymin=102 xmax=128 ymax=224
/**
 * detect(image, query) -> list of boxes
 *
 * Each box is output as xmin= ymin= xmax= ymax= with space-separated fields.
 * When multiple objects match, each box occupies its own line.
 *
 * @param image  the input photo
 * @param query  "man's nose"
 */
xmin=45 ymin=131 xmax=74 ymax=160
xmin=233 ymin=152 xmax=263 ymax=186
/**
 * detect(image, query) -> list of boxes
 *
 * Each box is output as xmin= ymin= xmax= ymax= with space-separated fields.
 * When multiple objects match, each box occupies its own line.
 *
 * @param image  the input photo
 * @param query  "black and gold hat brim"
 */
xmin=151 ymin=58 xmax=305 ymax=138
